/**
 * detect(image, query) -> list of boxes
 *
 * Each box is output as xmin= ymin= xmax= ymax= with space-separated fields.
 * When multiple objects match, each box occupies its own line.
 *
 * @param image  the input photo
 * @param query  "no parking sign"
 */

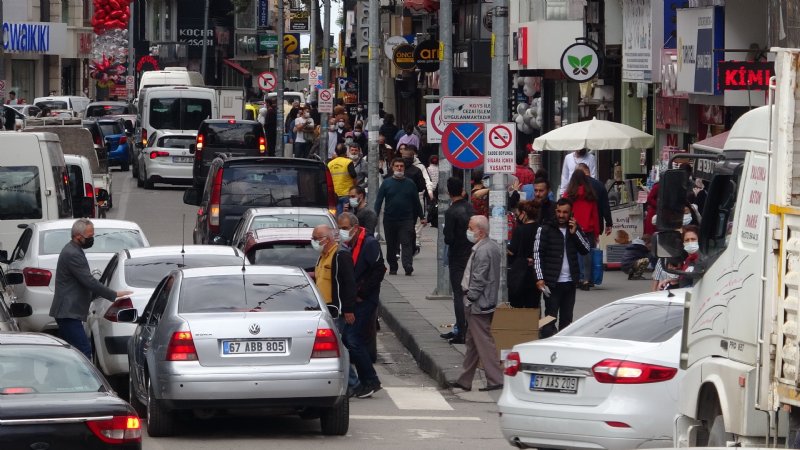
xmin=441 ymin=123 xmax=485 ymax=169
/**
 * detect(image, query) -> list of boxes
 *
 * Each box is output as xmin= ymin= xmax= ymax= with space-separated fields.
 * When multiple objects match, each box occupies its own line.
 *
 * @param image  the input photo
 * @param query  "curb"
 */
xmin=379 ymin=281 xmax=464 ymax=388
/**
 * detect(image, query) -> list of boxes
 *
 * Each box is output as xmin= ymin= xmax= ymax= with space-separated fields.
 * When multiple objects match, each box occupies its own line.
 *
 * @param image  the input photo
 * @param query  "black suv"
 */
xmin=183 ymin=156 xmax=337 ymax=245
xmin=190 ymin=119 xmax=268 ymax=187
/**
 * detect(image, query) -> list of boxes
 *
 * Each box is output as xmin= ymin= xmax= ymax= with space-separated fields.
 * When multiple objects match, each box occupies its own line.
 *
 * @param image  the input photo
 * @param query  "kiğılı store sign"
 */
xmin=2 ymin=21 xmax=66 ymax=55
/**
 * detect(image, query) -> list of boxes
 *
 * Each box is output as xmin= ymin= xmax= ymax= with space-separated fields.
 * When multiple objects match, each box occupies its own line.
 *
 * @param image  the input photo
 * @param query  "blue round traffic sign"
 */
xmin=442 ymin=123 xmax=485 ymax=169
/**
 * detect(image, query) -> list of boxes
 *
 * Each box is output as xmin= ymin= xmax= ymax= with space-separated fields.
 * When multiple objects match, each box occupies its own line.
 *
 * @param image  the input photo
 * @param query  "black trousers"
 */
xmin=448 ymin=257 xmax=468 ymax=338
xmin=540 ymin=281 xmax=577 ymax=338
xmin=384 ymin=219 xmax=415 ymax=271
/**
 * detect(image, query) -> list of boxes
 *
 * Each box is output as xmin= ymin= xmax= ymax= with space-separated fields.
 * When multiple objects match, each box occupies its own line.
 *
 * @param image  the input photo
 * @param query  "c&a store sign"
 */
xmin=2 ymin=21 xmax=67 ymax=55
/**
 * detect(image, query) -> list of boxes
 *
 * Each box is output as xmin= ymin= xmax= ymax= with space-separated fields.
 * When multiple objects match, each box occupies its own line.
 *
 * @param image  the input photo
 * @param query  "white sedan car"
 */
xmin=87 ymin=245 xmax=246 ymax=380
xmin=137 ymin=130 xmax=196 ymax=189
xmin=5 ymin=219 xmax=149 ymax=333
xmin=498 ymin=290 xmax=685 ymax=450
xmin=228 ymin=207 xmax=337 ymax=249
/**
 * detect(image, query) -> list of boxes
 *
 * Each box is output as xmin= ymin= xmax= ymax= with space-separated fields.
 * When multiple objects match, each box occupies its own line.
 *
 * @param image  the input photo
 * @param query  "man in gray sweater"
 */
xmin=50 ymin=219 xmax=132 ymax=357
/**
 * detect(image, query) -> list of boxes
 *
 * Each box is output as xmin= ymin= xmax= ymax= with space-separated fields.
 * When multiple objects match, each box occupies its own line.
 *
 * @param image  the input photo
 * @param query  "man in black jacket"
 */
xmin=534 ymin=177 xmax=556 ymax=223
xmin=533 ymin=198 xmax=591 ymax=338
xmin=442 ymin=177 xmax=475 ymax=344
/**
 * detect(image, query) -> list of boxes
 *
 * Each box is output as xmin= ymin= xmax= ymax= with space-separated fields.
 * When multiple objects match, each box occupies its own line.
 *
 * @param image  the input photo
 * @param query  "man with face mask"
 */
xmin=49 ymin=219 xmax=133 ymax=358
xmin=352 ymin=121 xmax=368 ymax=153
xmin=347 ymin=185 xmax=377 ymax=236
xmin=558 ymin=148 xmax=597 ymax=196
xmin=327 ymin=117 xmax=340 ymax=161
xmin=348 ymin=142 xmax=368 ymax=187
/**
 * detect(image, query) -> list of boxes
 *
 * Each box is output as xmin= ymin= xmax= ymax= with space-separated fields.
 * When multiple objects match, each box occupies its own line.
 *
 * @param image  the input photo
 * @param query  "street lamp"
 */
xmin=578 ymin=97 xmax=590 ymax=120
xmin=596 ymin=103 xmax=609 ymax=120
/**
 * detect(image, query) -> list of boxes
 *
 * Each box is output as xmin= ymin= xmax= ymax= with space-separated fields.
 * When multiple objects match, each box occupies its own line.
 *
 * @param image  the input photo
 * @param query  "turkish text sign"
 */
xmin=484 ymin=123 xmax=516 ymax=174
xmin=441 ymin=96 xmax=492 ymax=123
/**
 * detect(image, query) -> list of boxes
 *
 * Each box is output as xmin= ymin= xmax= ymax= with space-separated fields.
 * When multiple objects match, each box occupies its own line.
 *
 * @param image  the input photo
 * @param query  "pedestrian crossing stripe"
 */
xmin=384 ymin=387 xmax=453 ymax=411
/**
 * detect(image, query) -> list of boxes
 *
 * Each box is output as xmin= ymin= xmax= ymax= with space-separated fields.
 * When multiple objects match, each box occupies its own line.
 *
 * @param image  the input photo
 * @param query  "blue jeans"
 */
xmin=344 ymin=300 xmax=380 ymax=386
xmin=56 ymin=318 xmax=92 ymax=359
xmin=336 ymin=196 xmax=349 ymax=215
xmin=335 ymin=317 xmax=360 ymax=388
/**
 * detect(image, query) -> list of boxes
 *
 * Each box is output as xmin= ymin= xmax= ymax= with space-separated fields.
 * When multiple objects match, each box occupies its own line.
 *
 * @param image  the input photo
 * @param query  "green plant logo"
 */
xmin=568 ymin=54 xmax=593 ymax=76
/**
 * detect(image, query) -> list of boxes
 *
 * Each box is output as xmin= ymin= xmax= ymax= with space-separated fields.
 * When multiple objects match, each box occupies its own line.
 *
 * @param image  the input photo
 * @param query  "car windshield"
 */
xmin=248 ymin=243 xmax=317 ymax=270
xmin=40 ymin=228 xmax=145 ymax=255
xmin=179 ymin=274 xmax=319 ymax=313
xmin=124 ymin=254 xmax=244 ymax=288
xmin=86 ymin=105 xmax=129 ymax=117
xmin=221 ymin=166 xmax=328 ymax=208
xmin=158 ymin=135 xmax=195 ymax=149
xmin=0 ymin=345 xmax=104 ymax=394
xmin=251 ymin=214 xmax=330 ymax=231
xmin=0 ymin=166 xmax=42 ymax=220
xmin=557 ymin=300 xmax=683 ymax=343
xmin=35 ymin=101 xmax=69 ymax=110
xmin=149 ymin=97 xmax=212 ymax=131
xmin=202 ymin=122 xmax=262 ymax=148
xmin=99 ymin=122 xmax=123 ymax=136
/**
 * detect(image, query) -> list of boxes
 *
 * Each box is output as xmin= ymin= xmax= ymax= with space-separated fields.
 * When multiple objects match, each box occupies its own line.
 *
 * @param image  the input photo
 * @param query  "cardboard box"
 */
xmin=491 ymin=304 xmax=556 ymax=357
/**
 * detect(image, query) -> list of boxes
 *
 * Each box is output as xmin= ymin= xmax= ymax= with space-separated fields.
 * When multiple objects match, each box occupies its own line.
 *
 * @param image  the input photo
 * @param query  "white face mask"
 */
xmin=349 ymin=197 xmax=360 ymax=208
xmin=466 ymin=230 xmax=477 ymax=243
xmin=337 ymin=123 xmax=344 ymax=129
xmin=349 ymin=153 xmax=359 ymax=160
xmin=684 ymin=242 xmax=699 ymax=254
xmin=339 ymin=229 xmax=353 ymax=242
xmin=304 ymin=113 xmax=310 ymax=119
xmin=393 ymin=170 xmax=404 ymax=179
xmin=682 ymin=214 xmax=692 ymax=226
xmin=311 ymin=239 xmax=323 ymax=252
xmin=354 ymin=131 xmax=362 ymax=137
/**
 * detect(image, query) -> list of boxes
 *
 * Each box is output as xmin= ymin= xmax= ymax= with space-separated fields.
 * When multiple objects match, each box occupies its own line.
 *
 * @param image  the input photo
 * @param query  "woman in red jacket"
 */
xmin=563 ymin=170 xmax=599 ymax=290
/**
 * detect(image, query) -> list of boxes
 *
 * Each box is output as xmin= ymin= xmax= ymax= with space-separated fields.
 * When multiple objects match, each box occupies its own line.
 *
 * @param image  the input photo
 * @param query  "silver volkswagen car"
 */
xmin=123 ymin=265 xmax=348 ymax=437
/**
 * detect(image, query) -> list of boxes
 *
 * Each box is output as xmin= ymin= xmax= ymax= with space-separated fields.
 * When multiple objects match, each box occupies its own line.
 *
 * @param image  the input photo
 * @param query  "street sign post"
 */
xmin=441 ymin=96 xmax=492 ymax=122
xmin=441 ymin=123 xmax=485 ymax=169
xmin=318 ymin=88 xmax=334 ymax=113
xmin=484 ymin=123 xmax=516 ymax=174
xmin=308 ymin=68 xmax=318 ymax=86
xmin=257 ymin=71 xmax=278 ymax=92
xmin=426 ymin=103 xmax=444 ymax=144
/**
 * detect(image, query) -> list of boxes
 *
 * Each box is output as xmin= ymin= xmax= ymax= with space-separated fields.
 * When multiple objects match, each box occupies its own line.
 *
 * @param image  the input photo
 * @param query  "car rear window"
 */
xmin=99 ymin=122 xmax=123 ymax=136
xmin=557 ymin=301 xmax=683 ymax=343
xmin=158 ymin=135 xmax=195 ymax=149
xmin=35 ymin=101 xmax=68 ymax=110
xmin=149 ymin=97 xmax=212 ymax=131
xmin=0 ymin=166 xmax=42 ymax=220
xmin=201 ymin=122 xmax=263 ymax=149
xmin=124 ymin=254 xmax=244 ymax=288
xmin=179 ymin=274 xmax=318 ymax=313
xmin=221 ymin=165 xmax=328 ymax=208
xmin=249 ymin=243 xmax=317 ymax=270
xmin=40 ymin=228 xmax=146 ymax=255
xmin=251 ymin=214 xmax=331 ymax=231
xmin=67 ymin=165 xmax=84 ymax=198
xmin=86 ymin=105 xmax=130 ymax=117
xmin=0 ymin=345 xmax=103 ymax=394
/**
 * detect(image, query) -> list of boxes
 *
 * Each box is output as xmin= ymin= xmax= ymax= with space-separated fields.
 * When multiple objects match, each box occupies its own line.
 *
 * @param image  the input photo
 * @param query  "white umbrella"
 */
xmin=532 ymin=118 xmax=654 ymax=151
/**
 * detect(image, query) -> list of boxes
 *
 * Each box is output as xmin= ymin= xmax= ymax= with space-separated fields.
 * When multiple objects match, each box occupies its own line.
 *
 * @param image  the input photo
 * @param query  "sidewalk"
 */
xmin=378 ymin=226 xmax=652 ymax=388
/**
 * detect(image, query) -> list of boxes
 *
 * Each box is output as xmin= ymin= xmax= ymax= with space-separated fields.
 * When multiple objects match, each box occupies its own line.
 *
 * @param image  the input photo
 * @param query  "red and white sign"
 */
xmin=258 ymin=71 xmax=277 ymax=92
xmin=426 ymin=103 xmax=444 ymax=143
xmin=318 ymin=88 xmax=335 ymax=114
xmin=484 ymin=123 xmax=516 ymax=174
xmin=308 ymin=68 xmax=319 ymax=86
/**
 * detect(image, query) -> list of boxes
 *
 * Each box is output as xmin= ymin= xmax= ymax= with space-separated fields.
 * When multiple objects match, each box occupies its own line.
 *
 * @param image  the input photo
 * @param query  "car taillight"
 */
xmin=504 ymin=351 xmax=521 ymax=376
xmin=103 ymin=297 xmax=134 ymax=322
xmin=259 ymin=135 xmax=266 ymax=154
xmin=85 ymin=183 xmax=94 ymax=198
xmin=94 ymin=134 xmax=102 ymax=146
xmin=209 ymin=168 xmax=223 ymax=233
xmin=85 ymin=415 xmax=142 ymax=444
xmin=141 ymin=129 xmax=148 ymax=146
xmin=1 ymin=387 xmax=35 ymax=394
xmin=592 ymin=359 xmax=678 ymax=384
xmin=325 ymin=170 xmax=337 ymax=215
xmin=150 ymin=151 xmax=169 ymax=159
xmin=119 ymin=135 xmax=128 ymax=144
xmin=166 ymin=331 xmax=198 ymax=361
xmin=23 ymin=267 xmax=52 ymax=287
xmin=228 ymin=119 xmax=236 ymax=124
xmin=195 ymin=134 xmax=204 ymax=161
xmin=311 ymin=328 xmax=340 ymax=358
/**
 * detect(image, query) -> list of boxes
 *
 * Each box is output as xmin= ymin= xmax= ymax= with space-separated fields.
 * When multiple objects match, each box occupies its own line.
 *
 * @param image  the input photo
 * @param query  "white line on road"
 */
xmin=350 ymin=415 xmax=481 ymax=421
xmin=385 ymin=387 xmax=453 ymax=410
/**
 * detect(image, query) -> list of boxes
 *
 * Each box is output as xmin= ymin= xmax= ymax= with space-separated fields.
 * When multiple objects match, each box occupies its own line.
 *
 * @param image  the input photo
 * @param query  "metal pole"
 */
xmin=319 ymin=0 xmax=331 ymax=161
xmin=201 ymin=0 xmax=210 ymax=81
xmin=309 ymin=0 xmax=317 ymax=103
xmin=366 ymin=0 xmax=380 ymax=209
xmin=128 ymin=0 xmax=135 ymax=99
xmin=278 ymin=0 xmax=288 ymax=157
xmin=430 ymin=0 xmax=453 ymax=299
xmin=489 ymin=0 xmax=509 ymax=301
xmin=0 ymin=0 xmax=5 ymax=102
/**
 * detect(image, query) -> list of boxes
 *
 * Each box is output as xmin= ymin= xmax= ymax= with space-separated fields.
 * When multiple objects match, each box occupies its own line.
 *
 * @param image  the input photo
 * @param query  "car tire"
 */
xmin=129 ymin=376 xmax=146 ymax=418
xmin=144 ymin=176 xmax=154 ymax=190
xmin=319 ymin=396 xmax=349 ymax=436
xmin=707 ymin=414 xmax=733 ymax=447
xmin=146 ymin=378 xmax=174 ymax=437
xmin=137 ymin=164 xmax=144 ymax=187
xmin=108 ymin=194 xmax=113 ymax=210
xmin=132 ymin=156 xmax=138 ymax=178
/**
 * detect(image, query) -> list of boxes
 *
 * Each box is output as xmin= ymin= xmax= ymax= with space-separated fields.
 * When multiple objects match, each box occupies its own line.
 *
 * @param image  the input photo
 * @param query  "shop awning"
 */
xmin=223 ymin=59 xmax=251 ymax=76
xmin=691 ymin=131 xmax=729 ymax=154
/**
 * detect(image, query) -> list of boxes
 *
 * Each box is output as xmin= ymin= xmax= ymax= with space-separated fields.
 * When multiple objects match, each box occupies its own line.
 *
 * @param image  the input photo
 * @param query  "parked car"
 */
xmin=137 ymin=130 xmax=197 ymax=188
xmin=0 ymin=265 xmax=28 ymax=331
xmin=243 ymin=228 xmax=317 ymax=273
xmin=87 ymin=245 xmax=245 ymax=382
xmin=85 ymin=101 xmax=137 ymax=118
xmin=1 ymin=104 xmax=27 ymax=129
xmin=8 ymin=104 xmax=42 ymax=119
xmin=184 ymin=156 xmax=337 ymax=245
xmin=229 ymin=207 xmax=336 ymax=249
xmin=190 ymin=119 xmax=268 ymax=187
xmin=64 ymin=154 xmax=100 ymax=218
xmin=82 ymin=119 xmax=110 ymax=165
xmin=33 ymin=96 xmax=90 ymax=117
xmin=122 ymin=265 xmax=349 ymax=437
xmin=0 ymin=332 xmax=142 ymax=449
xmin=497 ymin=290 xmax=685 ymax=450
xmin=96 ymin=117 xmax=131 ymax=171
xmin=3 ymin=219 xmax=150 ymax=333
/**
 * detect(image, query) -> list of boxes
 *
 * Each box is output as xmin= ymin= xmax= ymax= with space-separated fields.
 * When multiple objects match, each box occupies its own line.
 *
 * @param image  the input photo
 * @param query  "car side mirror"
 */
xmin=0 ymin=250 xmax=7 ymax=264
xmin=189 ymin=144 xmax=196 ymax=155
xmin=9 ymin=303 xmax=32 ymax=318
xmin=653 ymin=230 xmax=684 ymax=259
xmin=5 ymin=272 xmax=23 ymax=285
xmin=212 ymin=235 xmax=228 ymax=246
xmin=656 ymin=169 xmax=689 ymax=231
xmin=183 ymin=188 xmax=201 ymax=206
xmin=96 ymin=189 xmax=110 ymax=202
xmin=116 ymin=308 xmax=139 ymax=323
xmin=326 ymin=304 xmax=340 ymax=319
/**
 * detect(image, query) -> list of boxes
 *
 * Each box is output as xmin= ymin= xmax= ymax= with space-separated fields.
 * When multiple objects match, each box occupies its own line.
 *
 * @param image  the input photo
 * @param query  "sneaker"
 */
xmin=355 ymin=382 xmax=382 ymax=399
xmin=347 ymin=384 xmax=361 ymax=398
xmin=414 ymin=245 xmax=421 ymax=255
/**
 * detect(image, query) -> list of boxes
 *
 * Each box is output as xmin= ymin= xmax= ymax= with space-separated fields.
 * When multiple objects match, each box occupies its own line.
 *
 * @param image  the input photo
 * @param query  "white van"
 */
xmin=0 ymin=132 xmax=72 ymax=251
xmin=138 ymin=67 xmax=205 ymax=97
xmin=33 ymin=96 xmax=91 ymax=118
xmin=138 ymin=86 xmax=218 ymax=148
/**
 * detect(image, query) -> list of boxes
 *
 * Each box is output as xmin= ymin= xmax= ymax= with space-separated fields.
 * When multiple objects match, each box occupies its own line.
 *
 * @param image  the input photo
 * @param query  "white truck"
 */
xmin=656 ymin=47 xmax=800 ymax=447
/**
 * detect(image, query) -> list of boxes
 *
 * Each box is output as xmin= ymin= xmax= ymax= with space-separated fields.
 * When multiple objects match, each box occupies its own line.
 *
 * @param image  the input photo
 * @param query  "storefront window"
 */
xmin=164 ymin=1 xmax=172 ymax=40
xmin=62 ymin=0 xmax=70 ymax=25
xmin=236 ymin=0 xmax=257 ymax=29
xmin=11 ymin=60 xmax=35 ymax=103
xmin=147 ymin=0 xmax=177 ymax=42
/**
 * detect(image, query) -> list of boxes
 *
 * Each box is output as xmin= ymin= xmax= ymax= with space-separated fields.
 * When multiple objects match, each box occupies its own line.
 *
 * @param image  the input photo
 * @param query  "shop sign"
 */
xmin=393 ymin=43 xmax=416 ymax=70
xmin=384 ymin=36 xmax=408 ymax=59
xmin=235 ymin=33 xmax=257 ymax=60
xmin=663 ymin=0 xmax=689 ymax=49
xmin=414 ymin=40 xmax=440 ymax=72
xmin=258 ymin=0 xmax=269 ymax=29
xmin=178 ymin=27 xmax=214 ymax=47
xmin=512 ymin=26 xmax=528 ymax=67
xmin=718 ymin=61 xmax=774 ymax=91
xmin=676 ymin=6 xmax=724 ymax=95
xmin=284 ymin=33 xmax=300 ymax=55
xmin=78 ymin=32 xmax=93 ymax=58
xmin=622 ymin=0 xmax=658 ymax=82
xmin=2 ymin=21 xmax=67 ymax=55
xmin=337 ymin=77 xmax=358 ymax=93
xmin=258 ymin=33 xmax=278 ymax=55
xmin=289 ymin=8 xmax=309 ymax=32
xmin=560 ymin=41 xmax=601 ymax=82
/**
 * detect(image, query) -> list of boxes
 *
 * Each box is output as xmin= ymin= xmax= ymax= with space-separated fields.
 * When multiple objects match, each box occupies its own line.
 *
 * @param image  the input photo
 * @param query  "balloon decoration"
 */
xmin=514 ymin=76 xmax=543 ymax=135
xmin=89 ymin=0 xmax=133 ymax=88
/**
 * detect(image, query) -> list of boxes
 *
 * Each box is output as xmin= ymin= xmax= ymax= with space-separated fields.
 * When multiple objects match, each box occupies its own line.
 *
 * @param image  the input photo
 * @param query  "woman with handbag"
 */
xmin=507 ymin=200 xmax=541 ymax=308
